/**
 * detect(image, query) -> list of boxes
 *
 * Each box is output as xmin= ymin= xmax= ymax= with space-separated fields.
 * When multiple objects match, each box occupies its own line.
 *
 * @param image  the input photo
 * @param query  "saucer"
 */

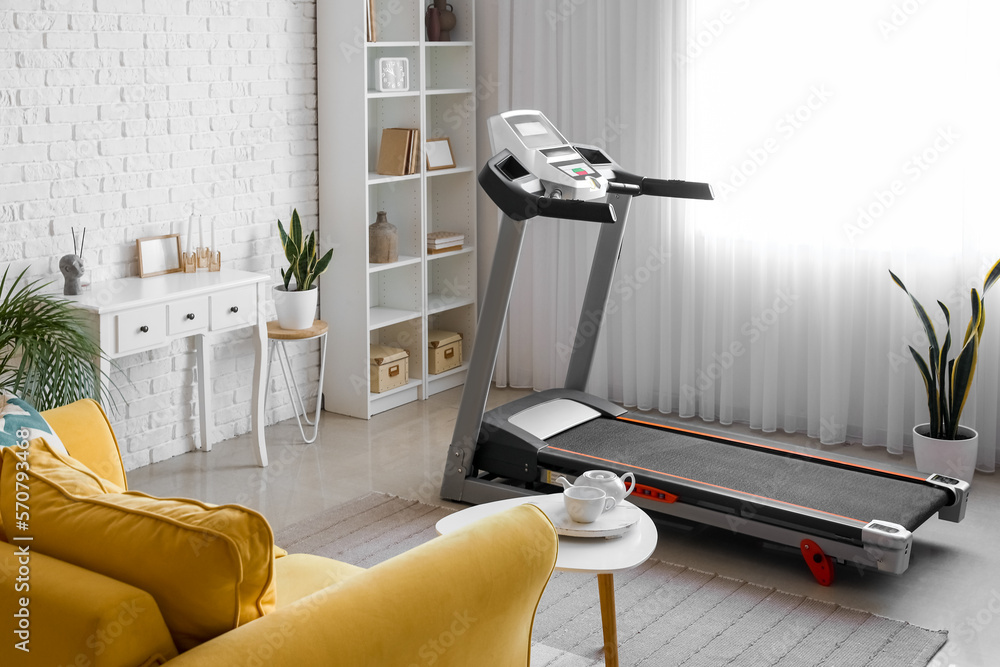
xmin=528 ymin=493 xmax=640 ymax=538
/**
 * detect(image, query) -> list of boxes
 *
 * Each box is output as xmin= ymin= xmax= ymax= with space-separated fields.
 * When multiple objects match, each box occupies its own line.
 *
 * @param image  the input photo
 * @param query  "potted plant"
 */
xmin=0 ymin=266 xmax=114 ymax=412
xmin=274 ymin=209 xmax=334 ymax=330
xmin=890 ymin=258 xmax=1000 ymax=481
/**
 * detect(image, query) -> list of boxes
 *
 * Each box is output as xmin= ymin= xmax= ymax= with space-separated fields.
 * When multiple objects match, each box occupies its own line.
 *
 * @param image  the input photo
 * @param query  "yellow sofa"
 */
xmin=0 ymin=399 xmax=559 ymax=666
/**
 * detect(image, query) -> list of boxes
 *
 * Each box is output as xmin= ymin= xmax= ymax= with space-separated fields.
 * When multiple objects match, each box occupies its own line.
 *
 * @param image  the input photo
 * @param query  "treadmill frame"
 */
xmin=441 ymin=128 xmax=970 ymax=577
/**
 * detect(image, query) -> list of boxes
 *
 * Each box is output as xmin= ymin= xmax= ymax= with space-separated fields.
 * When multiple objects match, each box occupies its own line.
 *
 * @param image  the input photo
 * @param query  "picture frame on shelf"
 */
xmin=376 ymin=57 xmax=409 ymax=92
xmin=425 ymin=138 xmax=456 ymax=171
xmin=136 ymin=234 xmax=182 ymax=278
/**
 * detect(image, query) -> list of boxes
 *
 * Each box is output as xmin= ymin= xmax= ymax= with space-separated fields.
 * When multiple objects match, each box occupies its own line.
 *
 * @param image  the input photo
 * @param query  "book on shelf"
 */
xmin=376 ymin=128 xmax=420 ymax=176
xmin=427 ymin=231 xmax=465 ymax=254
xmin=408 ymin=129 xmax=420 ymax=175
xmin=366 ymin=0 xmax=375 ymax=42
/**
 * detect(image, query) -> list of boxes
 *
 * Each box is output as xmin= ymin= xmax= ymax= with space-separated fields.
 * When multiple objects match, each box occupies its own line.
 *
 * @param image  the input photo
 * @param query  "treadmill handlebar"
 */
xmin=479 ymin=150 xmax=616 ymax=223
xmin=641 ymin=177 xmax=715 ymax=200
xmin=606 ymin=181 xmax=642 ymax=196
xmin=534 ymin=196 xmax=616 ymax=223
xmin=611 ymin=169 xmax=715 ymax=200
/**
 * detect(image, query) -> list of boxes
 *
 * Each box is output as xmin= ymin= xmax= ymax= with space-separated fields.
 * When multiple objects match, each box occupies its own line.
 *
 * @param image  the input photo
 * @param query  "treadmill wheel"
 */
xmin=800 ymin=539 xmax=835 ymax=586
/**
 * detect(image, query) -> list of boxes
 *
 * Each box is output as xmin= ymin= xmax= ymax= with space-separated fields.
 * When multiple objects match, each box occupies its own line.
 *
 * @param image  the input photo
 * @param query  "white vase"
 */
xmin=273 ymin=285 xmax=317 ymax=330
xmin=912 ymin=424 xmax=978 ymax=482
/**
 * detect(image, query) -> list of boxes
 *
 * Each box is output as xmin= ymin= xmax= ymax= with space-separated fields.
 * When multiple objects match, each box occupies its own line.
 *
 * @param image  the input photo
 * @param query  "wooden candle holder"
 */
xmin=209 ymin=250 xmax=221 ymax=272
xmin=182 ymin=252 xmax=198 ymax=273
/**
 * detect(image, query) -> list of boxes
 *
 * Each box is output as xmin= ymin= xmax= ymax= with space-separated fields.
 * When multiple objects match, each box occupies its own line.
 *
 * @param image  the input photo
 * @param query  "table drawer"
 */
xmin=211 ymin=285 xmax=257 ymax=331
xmin=117 ymin=306 xmax=167 ymax=354
xmin=167 ymin=296 xmax=209 ymax=336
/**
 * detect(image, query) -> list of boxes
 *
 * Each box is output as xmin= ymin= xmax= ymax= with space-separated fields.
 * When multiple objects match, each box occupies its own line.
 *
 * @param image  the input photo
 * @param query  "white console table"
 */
xmin=67 ymin=269 xmax=271 ymax=467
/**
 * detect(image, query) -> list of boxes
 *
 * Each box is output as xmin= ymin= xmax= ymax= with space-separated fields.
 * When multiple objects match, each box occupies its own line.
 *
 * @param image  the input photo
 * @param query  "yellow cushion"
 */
xmin=41 ymin=398 xmax=127 ymax=489
xmin=0 ymin=440 xmax=277 ymax=652
xmin=0 ymin=541 xmax=179 ymax=666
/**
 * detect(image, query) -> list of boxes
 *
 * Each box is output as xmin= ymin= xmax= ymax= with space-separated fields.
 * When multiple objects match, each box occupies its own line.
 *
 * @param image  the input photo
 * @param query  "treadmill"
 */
xmin=441 ymin=110 xmax=970 ymax=584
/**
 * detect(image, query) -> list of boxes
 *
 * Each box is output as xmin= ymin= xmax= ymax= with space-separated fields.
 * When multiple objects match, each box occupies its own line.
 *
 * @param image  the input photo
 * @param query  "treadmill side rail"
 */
xmin=862 ymin=521 xmax=913 ymax=574
xmin=926 ymin=474 xmax=971 ymax=523
xmin=630 ymin=497 xmax=885 ymax=574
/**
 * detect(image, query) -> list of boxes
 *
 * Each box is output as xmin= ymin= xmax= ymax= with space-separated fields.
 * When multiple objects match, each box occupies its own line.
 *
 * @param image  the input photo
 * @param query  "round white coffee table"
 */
xmin=436 ymin=494 xmax=657 ymax=667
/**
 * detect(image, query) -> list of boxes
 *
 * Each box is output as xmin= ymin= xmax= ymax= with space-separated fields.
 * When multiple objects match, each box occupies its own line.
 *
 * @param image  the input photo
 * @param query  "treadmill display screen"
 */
xmin=557 ymin=162 xmax=598 ymax=179
xmin=515 ymin=121 xmax=548 ymax=137
xmin=541 ymin=146 xmax=578 ymax=159
xmin=507 ymin=113 xmax=566 ymax=150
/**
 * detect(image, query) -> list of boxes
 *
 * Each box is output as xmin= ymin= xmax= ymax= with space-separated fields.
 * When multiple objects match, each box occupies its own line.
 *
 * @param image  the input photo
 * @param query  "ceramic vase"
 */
xmin=369 ymin=211 xmax=398 ymax=263
xmin=425 ymin=3 xmax=441 ymax=41
xmin=273 ymin=285 xmax=317 ymax=330
xmin=912 ymin=423 xmax=978 ymax=482
xmin=432 ymin=0 xmax=458 ymax=42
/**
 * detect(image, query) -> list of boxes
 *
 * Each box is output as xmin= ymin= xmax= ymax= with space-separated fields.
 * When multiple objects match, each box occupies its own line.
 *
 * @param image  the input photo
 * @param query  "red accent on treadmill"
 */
xmin=632 ymin=483 xmax=678 ymax=504
xmin=800 ymin=539 xmax=835 ymax=586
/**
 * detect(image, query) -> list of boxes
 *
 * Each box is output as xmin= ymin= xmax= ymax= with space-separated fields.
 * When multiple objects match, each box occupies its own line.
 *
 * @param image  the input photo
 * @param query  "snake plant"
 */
xmin=890 ymin=258 xmax=1000 ymax=440
xmin=277 ymin=209 xmax=334 ymax=291
xmin=0 ymin=266 xmax=115 ymax=412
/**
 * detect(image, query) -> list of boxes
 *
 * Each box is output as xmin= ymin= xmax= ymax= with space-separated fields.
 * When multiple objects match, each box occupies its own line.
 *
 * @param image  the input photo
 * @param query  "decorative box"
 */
xmin=370 ymin=344 xmax=409 ymax=393
xmin=427 ymin=231 xmax=465 ymax=255
xmin=427 ymin=330 xmax=463 ymax=374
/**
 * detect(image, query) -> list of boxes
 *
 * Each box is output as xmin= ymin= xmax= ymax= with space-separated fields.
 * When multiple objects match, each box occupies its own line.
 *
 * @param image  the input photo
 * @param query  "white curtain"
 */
xmin=495 ymin=1 xmax=1000 ymax=472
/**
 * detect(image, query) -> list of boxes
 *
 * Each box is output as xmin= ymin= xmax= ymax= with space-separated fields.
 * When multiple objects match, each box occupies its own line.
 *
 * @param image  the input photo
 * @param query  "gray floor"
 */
xmin=129 ymin=386 xmax=998 ymax=667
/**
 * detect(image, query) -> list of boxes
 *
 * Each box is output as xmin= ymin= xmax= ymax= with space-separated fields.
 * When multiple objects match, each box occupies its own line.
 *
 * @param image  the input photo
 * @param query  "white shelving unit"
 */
xmin=318 ymin=0 xmax=477 ymax=418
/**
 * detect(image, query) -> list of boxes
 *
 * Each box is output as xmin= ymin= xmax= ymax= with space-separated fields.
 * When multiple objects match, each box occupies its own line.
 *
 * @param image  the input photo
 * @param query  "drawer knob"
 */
xmin=186 ymin=313 xmax=196 ymax=320
xmin=139 ymin=325 xmax=149 ymax=333
xmin=230 ymin=306 xmax=239 ymax=313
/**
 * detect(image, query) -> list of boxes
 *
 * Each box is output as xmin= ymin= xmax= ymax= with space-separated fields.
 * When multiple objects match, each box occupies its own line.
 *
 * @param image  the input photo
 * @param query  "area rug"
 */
xmin=275 ymin=493 xmax=947 ymax=667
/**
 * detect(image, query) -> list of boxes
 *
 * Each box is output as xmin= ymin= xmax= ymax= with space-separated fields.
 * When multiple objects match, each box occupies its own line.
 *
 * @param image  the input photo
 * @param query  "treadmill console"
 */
xmin=488 ymin=110 xmax=609 ymax=202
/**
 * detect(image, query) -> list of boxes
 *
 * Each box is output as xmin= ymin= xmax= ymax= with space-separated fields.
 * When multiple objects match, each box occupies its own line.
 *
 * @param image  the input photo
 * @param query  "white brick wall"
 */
xmin=1 ymin=0 xmax=320 ymax=470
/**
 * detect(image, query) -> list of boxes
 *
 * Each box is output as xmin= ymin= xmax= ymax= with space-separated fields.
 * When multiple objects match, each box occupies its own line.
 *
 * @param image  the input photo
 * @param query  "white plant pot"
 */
xmin=912 ymin=423 xmax=978 ymax=482
xmin=273 ymin=285 xmax=317 ymax=330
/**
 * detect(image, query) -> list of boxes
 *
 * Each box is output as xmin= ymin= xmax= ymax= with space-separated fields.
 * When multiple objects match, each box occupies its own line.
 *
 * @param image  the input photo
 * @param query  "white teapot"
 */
xmin=557 ymin=470 xmax=635 ymax=504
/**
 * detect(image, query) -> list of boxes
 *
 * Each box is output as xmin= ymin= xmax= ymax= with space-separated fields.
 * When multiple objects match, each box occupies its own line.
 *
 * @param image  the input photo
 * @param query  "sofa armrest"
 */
xmin=42 ymin=398 xmax=127 ymax=489
xmin=169 ymin=504 xmax=558 ymax=667
xmin=0 ymin=541 xmax=178 ymax=666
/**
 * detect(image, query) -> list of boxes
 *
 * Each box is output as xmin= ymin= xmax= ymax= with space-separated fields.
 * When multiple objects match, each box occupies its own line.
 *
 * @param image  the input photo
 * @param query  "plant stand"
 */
xmin=265 ymin=320 xmax=328 ymax=444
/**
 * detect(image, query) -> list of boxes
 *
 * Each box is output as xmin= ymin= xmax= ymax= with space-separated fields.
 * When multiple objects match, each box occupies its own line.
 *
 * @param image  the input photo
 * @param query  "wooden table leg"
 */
xmin=598 ymin=573 xmax=619 ymax=667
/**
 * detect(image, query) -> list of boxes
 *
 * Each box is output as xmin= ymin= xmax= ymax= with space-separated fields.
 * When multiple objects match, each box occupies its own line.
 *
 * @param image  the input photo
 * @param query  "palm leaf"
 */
xmin=937 ymin=301 xmax=952 ymax=436
xmin=290 ymin=209 xmax=303 ymax=252
xmin=978 ymin=300 xmax=987 ymax=342
xmin=277 ymin=220 xmax=289 ymax=248
xmin=0 ymin=267 xmax=119 ymax=413
xmin=908 ymin=345 xmax=939 ymax=437
xmin=963 ymin=288 xmax=981 ymax=346
xmin=949 ymin=336 xmax=978 ymax=438
xmin=984 ymin=257 xmax=1000 ymax=294
xmin=889 ymin=269 xmax=940 ymax=379
xmin=295 ymin=250 xmax=311 ymax=288
xmin=277 ymin=219 xmax=299 ymax=269
xmin=302 ymin=249 xmax=334 ymax=291
xmin=313 ymin=248 xmax=334 ymax=277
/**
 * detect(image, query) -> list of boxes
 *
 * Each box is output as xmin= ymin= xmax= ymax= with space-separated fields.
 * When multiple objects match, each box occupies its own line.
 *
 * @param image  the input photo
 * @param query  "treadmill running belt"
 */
xmin=545 ymin=419 xmax=948 ymax=531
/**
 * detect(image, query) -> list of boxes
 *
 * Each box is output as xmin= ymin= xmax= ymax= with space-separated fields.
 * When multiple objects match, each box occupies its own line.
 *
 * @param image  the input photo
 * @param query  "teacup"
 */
xmin=563 ymin=486 xmax=616 ymax=524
